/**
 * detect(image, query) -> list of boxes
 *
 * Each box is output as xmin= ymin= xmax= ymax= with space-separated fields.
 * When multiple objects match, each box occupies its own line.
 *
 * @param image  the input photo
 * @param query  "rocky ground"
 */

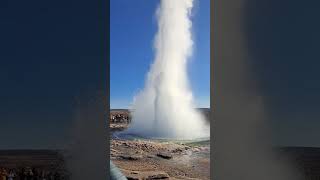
xmin=109 ymin=109 xmax=211 ymax=180
xmin=111 ymin=137 xmax=210 ymax=180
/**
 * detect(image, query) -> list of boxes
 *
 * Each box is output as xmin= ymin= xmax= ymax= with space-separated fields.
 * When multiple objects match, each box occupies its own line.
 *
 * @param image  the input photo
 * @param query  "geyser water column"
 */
xmin=125 ymin=0 xmax=209 ymax=139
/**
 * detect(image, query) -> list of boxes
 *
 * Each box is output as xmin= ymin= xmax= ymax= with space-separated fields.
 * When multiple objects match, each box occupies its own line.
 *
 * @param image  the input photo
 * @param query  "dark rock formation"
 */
xmin=156 ymin=152 xmax=173 ymax=160
xmin=119 ymin=155 xmax=142 ymax=161
xmin=121 ymin=169 xmax=170 ymax=180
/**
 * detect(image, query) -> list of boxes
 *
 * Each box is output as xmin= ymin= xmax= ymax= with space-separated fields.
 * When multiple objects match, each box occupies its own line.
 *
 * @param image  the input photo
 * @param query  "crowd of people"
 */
xmin=110 ymin=113 xmax=131 ymax=124
xmin=0 ymin=167 xmax=65 ymax=180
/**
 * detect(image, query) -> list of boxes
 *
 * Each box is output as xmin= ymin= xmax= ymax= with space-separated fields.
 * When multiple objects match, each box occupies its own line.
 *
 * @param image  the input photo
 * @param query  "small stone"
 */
xmin=156 ymin=152 xmax=172 ymax=159
xmin=146 ymin=173 xmax=170 ymax=179
xmin=194 ymin=149 xmax=199 ymax=152
xmin=119 ymin=155 xmax=142 ymax=160
xmin=172 ymin=148 xmax=183 ymax=153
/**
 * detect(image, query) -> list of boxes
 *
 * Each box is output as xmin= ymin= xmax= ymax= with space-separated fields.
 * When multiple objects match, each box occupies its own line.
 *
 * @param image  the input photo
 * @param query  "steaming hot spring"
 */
xmin=111 ymin=1 xmax=210 ymax=179
xmin=115 ymin=0 xmax=209 ymax=142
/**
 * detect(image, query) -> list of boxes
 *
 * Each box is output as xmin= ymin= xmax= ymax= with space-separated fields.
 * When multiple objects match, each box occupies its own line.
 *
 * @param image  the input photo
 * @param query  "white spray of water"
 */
xmin=125 ymin=0 xmax=209 ymax=139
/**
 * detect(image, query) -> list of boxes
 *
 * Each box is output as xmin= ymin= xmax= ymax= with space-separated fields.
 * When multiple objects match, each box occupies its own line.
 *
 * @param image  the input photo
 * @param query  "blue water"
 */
xmin=112 ymin=131 xmax=210 ymax=146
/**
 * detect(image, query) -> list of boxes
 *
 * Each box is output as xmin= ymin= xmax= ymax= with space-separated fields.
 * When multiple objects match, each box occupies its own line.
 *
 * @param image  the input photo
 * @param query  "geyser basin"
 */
xmin=113 ymin=131 xmax=210 ymax=143
xmin=125 ymin=0 xmax=210 ymax=140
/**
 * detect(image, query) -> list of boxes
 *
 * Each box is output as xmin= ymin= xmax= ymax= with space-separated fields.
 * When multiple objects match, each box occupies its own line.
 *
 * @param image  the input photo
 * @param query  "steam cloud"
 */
xmin=213 ymin=0 xmax=303 ymax=179
xmin=65 ymin=93 xmax=107 ymax=180
xmin=125 ymin=0 xmax=209 ymax=139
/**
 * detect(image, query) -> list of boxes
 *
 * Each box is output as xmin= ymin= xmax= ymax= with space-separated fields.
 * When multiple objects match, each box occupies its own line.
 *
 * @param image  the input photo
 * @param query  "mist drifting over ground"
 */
xmin=213 ymin=0 xmax=303 ymax=179
xmin=65 ymin=93 xmax=107 ymax=180
xmin=125 ymin=0 xmax=209 ymax=139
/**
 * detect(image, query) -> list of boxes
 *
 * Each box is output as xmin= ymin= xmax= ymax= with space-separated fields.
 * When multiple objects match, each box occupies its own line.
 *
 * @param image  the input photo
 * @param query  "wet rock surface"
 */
xmin=156 ymin=152 xmax=173 ymax=159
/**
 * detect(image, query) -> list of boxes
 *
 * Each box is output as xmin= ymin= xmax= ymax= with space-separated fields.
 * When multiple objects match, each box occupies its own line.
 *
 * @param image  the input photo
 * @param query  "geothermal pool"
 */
xmin=112 ymin=131 xmax=210 ymax=143
xmin=110 ymin=130 xmax=210 ymax=180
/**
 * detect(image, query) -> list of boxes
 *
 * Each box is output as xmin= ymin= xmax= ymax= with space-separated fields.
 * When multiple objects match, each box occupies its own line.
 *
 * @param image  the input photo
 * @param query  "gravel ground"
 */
xmin=110 ymin=123 xmax=210 ymax=180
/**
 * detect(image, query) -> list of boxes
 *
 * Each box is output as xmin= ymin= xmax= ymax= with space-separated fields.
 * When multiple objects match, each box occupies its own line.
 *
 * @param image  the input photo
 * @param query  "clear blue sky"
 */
xmin=110 ymin=0 xmax=210 ymax=109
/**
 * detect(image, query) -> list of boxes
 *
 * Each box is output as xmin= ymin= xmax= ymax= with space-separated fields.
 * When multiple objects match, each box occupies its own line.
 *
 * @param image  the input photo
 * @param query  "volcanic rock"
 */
xmin=119 ymin=155 xmax=142 ymax=161
xmin=121 ymin=169 xmax=170 ymax=180
xmin=171 ymin=148 xmax=183 ymax=153
xmin=156 ymin=152 xmax=173 ymax=159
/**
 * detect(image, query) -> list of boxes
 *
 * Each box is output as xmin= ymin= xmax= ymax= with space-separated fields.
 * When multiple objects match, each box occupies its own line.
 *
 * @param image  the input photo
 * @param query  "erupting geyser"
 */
xmin=125 ymin=0 xmax=209 ymax=139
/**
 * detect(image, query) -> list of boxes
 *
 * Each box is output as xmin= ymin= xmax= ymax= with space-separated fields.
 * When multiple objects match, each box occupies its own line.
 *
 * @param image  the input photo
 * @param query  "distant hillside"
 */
xmin=110 ymin=109 xmax=130 ymax=112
